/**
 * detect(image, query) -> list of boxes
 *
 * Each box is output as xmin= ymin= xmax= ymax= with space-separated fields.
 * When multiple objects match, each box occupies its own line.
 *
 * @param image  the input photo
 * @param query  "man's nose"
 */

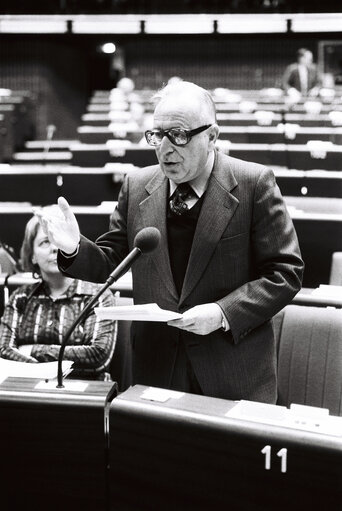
xmin=159 ymin=134 xmax=174 ymax=153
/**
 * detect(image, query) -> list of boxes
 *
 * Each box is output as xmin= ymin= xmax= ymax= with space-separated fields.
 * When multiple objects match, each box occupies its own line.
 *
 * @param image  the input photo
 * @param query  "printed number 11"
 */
xmin=261 ymin=445 xmax=287 ymax=473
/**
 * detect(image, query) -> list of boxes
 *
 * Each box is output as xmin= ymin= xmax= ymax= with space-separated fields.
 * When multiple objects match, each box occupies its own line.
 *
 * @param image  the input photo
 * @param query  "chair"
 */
xmin=109 ymin=295 xmax=133 ymax=391
xmin=273 ymin=304 xmax=342 ymax=416
xmin=0 ymin=243 xmax=19 ymax=275
xmin=329 ymin=251 xmax=342 ymax=285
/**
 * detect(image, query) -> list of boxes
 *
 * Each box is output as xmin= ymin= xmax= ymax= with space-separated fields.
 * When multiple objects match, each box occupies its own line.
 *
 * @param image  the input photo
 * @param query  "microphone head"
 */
xmin=134 ymin=227 xmax=161 ymax=254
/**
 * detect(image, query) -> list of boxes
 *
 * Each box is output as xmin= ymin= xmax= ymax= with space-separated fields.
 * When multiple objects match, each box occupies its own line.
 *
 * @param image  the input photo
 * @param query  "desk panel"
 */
xmin=0 ymin=167 xmax=123 ymax=205
xmin=275 ymin=171 xmax=342 ymax=198
xmin=109 ymin=385 xmax=342 ymax=511
xmin=0 ymin=377 xmax=116 ymax=511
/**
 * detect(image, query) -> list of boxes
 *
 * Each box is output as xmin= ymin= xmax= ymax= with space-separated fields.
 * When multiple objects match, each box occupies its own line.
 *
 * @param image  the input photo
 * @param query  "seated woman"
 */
xmin=0 ymin=206 xmax=117 ymax=380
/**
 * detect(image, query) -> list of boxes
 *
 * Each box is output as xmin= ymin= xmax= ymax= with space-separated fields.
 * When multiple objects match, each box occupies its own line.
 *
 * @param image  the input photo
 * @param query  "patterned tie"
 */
xmin=169 ymin=182 xmax=196 ymax=216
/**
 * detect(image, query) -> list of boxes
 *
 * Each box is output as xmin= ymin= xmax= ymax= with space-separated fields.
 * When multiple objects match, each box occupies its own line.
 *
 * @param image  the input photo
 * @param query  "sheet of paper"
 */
xmin=311 ymin=285 xmax=342 ymax=298
xmin=94 ymin=303 xmax=183 ymax=322
xmin=140 ymin=387 xmax=185 ymax=403
xmin=0 ymin=358 xmax=73 ymax=379
xmin=35 ymin=380 xmax=88 ymax=391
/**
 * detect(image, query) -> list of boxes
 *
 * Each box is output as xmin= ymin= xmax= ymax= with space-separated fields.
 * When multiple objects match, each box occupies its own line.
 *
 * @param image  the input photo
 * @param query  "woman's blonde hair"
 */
xmin=20 ymin=205 xmax=60 ymax=275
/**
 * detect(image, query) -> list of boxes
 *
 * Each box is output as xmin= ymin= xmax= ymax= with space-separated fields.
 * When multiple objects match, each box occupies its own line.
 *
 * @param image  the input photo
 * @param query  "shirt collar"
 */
xmin=36 ymin=279 xmax=82 ymax=300
xmin=168 ymin=156 xmax=214 ymax=198
xmin=26 ymin=278 xmax=97 ymax=303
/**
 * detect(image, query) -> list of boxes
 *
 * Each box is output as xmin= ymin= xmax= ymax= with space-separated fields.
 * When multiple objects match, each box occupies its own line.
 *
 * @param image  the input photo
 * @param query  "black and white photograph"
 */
xmin=0 ymin=1 xmax=341 ymax=510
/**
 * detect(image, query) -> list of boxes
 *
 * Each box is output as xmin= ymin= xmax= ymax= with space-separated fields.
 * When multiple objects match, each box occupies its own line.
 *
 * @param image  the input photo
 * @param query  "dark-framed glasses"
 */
xmin=145 ymin=124 xmax=212 ymax=147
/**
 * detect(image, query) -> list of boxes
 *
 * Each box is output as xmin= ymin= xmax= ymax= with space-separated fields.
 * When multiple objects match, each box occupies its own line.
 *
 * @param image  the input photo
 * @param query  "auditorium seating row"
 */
xmin=12 ymin=141 xmax=342 ymax=171
xmin=0 ymin=199 xmax=341 ymax=289
xmin=10 ymin=86 xmax=342 ymax=172
xmin=81 ymin=110 xmax=342 ymax=128
xmin=88 ymin=99 xmax=342 ymax=115
xmin=2 ymin=164 xmax=342 ymax=203
xmin=77 ymin=125 xmax=342 ymax=145
xmin=2 ymin=87 xmax=341 ymax=290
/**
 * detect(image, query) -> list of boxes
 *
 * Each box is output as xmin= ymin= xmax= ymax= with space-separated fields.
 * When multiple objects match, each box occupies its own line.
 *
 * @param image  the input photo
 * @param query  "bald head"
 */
xmin=152 ymin=81 xmax=217 ymax=125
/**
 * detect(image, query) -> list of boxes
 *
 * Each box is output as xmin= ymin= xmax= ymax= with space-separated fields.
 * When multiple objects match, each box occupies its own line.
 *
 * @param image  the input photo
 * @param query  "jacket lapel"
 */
xmin=139 ymin=170 xmax=179 ymax=301
xmin=180 ymin=152 xmax=239 ymax=304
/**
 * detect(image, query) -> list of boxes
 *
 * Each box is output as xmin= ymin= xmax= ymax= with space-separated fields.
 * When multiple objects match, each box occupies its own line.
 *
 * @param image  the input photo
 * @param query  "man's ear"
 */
xmin=208 ymin=124 xmax=220 ymax=148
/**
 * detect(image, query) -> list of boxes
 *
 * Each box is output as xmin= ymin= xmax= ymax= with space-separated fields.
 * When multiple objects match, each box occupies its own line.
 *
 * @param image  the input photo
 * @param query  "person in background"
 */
xmin=37 ymin=81 xmax=303 ymax=402
xmin=282 ymin=48 xmax=321 ymax=97
xmin=0 ymin=206 xmax=117 ymax=380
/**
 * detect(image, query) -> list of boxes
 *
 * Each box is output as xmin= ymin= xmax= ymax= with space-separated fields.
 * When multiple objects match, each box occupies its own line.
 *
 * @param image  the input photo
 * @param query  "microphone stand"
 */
xmin=56 ymin=247 xmax=141 ymax=388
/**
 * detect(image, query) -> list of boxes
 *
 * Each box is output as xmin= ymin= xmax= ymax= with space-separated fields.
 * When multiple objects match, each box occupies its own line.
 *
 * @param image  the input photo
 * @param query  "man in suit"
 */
xmin=282 ymin=48 xmax=321 ymax=97
xmin=39 ymin=81 xmax=303 ymax=403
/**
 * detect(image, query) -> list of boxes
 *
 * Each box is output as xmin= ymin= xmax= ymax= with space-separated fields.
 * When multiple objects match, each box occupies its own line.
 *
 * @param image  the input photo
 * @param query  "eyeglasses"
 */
xmin=145 ymin=124 xmax=212 ymax=147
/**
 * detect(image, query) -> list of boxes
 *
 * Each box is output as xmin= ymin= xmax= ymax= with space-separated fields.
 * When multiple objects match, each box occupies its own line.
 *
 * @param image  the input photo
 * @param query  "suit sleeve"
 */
xmin=58 ymin=176 xmax=130 ymax=283
xmin=216 ymin=168 xmax=304 ymax=344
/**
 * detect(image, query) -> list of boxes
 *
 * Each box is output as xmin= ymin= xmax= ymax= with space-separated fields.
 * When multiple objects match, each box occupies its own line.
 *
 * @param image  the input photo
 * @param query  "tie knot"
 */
xmin=169 ymin=183 xmax=195 ymax=216
xmin=174 ymin=182 xmax=194 ymax=201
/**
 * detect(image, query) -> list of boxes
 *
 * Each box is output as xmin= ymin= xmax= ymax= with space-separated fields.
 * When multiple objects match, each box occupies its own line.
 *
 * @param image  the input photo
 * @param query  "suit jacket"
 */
xmin=282 ymin=62 xmax=321 ymax=94
xmin=59 ymin=151 xmax=304 ymax=402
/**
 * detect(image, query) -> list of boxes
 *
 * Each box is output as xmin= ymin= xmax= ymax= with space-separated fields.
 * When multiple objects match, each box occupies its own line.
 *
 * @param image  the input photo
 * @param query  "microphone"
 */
xmin=105 ymin=226 xmax=161 ymax=285
xmin=56 ymin=227 xmax=160 ymax=388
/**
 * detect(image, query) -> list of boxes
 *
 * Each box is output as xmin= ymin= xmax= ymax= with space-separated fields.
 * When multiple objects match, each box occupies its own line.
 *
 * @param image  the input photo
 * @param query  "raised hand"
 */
xmin=34 ymin=197 xmax=80 ymax=254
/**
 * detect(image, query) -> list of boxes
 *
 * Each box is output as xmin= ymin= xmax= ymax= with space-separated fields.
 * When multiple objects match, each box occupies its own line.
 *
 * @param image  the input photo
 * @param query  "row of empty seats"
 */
xmin=1 ymin=86 xmax=341 ymax=291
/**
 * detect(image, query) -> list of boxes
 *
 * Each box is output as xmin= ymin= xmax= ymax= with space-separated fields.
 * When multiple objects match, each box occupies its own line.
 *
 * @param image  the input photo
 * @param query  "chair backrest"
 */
xmin=329 ymin=252 xmax=342 ymax=285
xmin=275 ymin=304 xmax=342 ymax=416
xmin=109 ymin=295 xmax=133 ymax=391
xmin=0 ymin=246 xmax=18 ymax=275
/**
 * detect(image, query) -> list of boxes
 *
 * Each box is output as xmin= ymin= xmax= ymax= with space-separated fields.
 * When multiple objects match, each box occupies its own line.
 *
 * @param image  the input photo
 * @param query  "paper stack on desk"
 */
xmin=94 ymin=303 xmax=182 ymax=322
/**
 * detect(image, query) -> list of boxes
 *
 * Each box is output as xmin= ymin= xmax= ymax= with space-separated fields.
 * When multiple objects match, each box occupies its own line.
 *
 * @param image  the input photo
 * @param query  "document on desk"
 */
xmin=0 ymin=358 xmax=73 ymax=381
xmin=94 ymin=303 xmax=183 ymax=322
xmin=311 ymin=285 xmax=342 ymax=298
